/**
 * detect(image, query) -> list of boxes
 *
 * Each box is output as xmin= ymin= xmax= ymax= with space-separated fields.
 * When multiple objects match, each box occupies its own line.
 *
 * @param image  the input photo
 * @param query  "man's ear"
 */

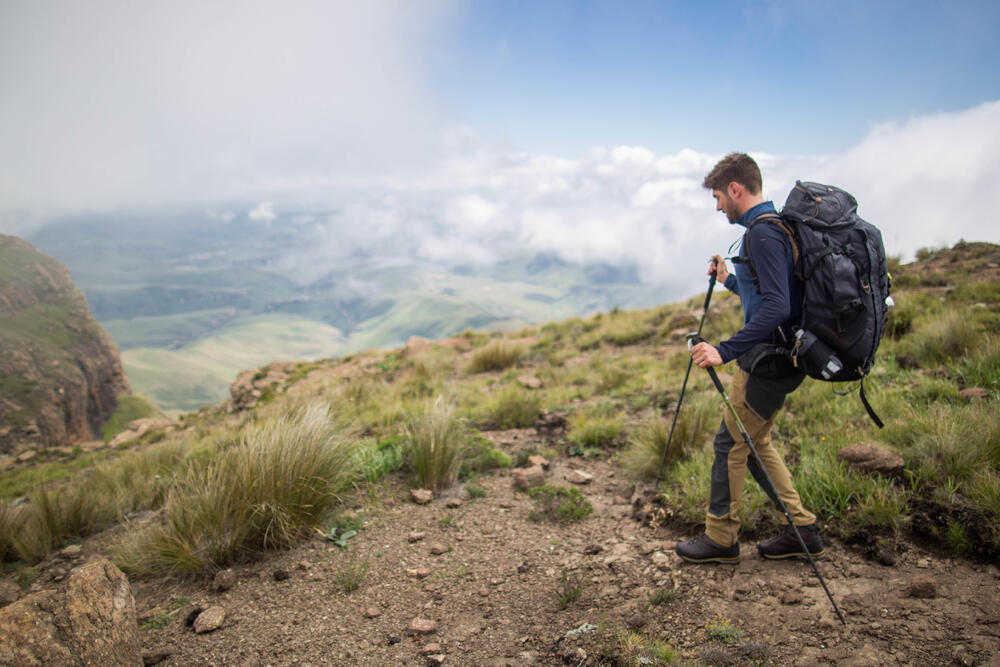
xmin=727 ymin=181 xmax=742 ymax=199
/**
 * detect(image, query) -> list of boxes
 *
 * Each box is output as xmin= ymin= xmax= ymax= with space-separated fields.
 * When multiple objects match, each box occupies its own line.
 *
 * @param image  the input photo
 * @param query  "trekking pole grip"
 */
xmin=687 ymin=334 xmax=727 ymax=395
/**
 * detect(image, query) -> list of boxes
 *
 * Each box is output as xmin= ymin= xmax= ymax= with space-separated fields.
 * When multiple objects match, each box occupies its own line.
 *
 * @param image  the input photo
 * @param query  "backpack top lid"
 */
xmin=782 ymin=181 xmax=858 ymax=229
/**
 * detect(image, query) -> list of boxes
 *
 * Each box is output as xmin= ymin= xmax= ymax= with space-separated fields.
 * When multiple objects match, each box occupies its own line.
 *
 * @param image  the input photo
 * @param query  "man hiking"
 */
xmin=676 ymin=152 xmax=824 ymax=563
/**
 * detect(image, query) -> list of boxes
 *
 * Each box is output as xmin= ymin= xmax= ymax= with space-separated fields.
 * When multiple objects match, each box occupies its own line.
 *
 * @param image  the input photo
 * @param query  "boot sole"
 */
xmin=677 ymin=554 xmax=740 ymax=564
xmin=758 ymin=548 xmax=824 ymax=560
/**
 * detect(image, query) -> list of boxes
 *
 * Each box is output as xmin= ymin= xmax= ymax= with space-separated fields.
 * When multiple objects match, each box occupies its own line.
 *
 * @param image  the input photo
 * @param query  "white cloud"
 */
xmin=248 ymin=202 xmax=276 ymax=224
xmin=818 ymin=101 xmax=1000 ymax=259
xmin=315 ymin=101 xmax=1000 ymax=298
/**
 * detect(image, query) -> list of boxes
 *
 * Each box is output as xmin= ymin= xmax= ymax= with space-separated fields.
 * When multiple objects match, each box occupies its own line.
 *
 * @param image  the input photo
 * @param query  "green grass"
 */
xmin=101 ymin=394 xmax=162 ymax=442
xmin=621 ymin=393 xmax=718 ymax=480
xmin=404 ymin=399 xmax=465 ymax=491
xmin=485 ymin=384 xmax=541 ymax=429
xmin=467 ymin=339 xmax=524 ymax=373
xmin=114 ymin=401 xmax=357 ymax=576
xmin=528 ymin=485 xmax=593 ymax=522
xmin=553 ymin=569 xmax=585 ymax=609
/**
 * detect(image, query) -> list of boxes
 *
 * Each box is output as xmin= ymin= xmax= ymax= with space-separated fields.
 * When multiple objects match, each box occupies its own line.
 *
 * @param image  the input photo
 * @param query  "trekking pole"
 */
xmin=654 ymin=268 xmax=717 ymax=487
xmin=689 ymin=335 xmax=847 ymax=626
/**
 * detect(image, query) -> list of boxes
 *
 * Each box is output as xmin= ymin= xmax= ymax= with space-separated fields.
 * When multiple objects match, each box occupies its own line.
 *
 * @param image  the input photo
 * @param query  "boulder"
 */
xmin=192 ymin=606 xmax=225 ymax=634
xmin=0 ymin=559 xmax=141 ymax=665
xmin=517 ymin=374 xmax=542 ymax=389
xmin=211 ymin=568 xmax=236 ymax=592
xmin=512 ymin=465 xmax=546 ymax=490
xmin=837 ymin=442 xmax=905 ymax=477
xmin=410 ymin=489 xmax=434 ymax=505
xmin=109 ymin=418 xmax=174 ymax=448
xmin=909 ymin=574 xmax=937 ymax=599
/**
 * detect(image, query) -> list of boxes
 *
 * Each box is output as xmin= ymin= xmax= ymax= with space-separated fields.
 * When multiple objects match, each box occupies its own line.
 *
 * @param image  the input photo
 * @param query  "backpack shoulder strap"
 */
xmin=748 ymin=213 xmax=800 ymax=267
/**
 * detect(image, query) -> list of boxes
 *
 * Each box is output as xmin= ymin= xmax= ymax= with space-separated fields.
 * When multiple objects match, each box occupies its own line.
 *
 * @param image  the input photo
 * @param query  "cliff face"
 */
xmin=0 ymin=234 xmax=131 ymax=453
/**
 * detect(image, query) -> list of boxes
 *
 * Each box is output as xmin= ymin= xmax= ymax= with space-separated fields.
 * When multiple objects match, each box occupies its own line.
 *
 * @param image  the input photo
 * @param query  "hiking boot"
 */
xmin=676 ymin=534 xmax=739 ymax=564
xmin=757 ymin=523 xmax=824 ymax=560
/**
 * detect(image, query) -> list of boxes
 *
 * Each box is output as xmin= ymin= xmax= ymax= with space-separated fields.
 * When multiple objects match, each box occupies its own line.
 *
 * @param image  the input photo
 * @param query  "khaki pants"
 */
xmin=705 ymin=367 xmax=816 ymax=547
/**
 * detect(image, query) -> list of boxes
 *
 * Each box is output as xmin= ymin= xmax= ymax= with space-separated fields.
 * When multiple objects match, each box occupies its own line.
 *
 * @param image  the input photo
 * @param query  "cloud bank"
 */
xmin=286 ymin=102 xmax=999 ymax=297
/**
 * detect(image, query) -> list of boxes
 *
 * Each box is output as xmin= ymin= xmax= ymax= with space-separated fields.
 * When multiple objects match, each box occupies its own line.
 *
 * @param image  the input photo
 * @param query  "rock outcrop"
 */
xmin=0 ymin=235 xmax=130 ymax=454
xmin=0 ymin=559 xmax=141 ymax=665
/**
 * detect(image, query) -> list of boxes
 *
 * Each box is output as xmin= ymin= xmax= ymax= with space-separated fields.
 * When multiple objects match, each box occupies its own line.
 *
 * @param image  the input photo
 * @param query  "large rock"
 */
xmin=0 ymin=235 xmax=131 ymax=454
xmin=837 ymin=442 xmax=905 ymax=477
xmin=228 ymin=361 xmax=297 ymax=411
xmin=0 ymin=559 xmax=141 ymax=665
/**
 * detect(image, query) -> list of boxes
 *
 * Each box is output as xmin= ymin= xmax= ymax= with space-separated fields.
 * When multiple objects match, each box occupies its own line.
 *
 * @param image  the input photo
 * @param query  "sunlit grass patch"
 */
xmin=468 ymin=339 xmax=524 ymax=373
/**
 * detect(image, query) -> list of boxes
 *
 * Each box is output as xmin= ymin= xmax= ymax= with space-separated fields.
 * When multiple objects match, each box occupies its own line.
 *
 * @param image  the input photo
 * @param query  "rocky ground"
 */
xmin=8 ymin=425 xmax=1000 ymax=666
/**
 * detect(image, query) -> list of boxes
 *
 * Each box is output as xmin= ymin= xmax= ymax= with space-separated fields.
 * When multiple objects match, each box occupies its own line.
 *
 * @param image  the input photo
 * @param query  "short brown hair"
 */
xmin=702 ymin=152 xmax=762 ymax=195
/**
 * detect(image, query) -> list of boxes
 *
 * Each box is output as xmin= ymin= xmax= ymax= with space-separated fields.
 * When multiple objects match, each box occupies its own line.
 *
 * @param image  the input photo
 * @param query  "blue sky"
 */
xmin=430 ymin=0 xmax=1000 ymax=155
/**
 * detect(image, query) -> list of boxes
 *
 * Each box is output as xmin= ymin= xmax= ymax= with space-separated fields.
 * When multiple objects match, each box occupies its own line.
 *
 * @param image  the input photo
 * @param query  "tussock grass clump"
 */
xmin=903 ymin=311 xmax=981 ymax=365
xmin=487 ymin=384 xmax=541 ymax=429
xmin=468 ymin=339 xmax=524 ymax=373
xmin=567 ymin=400 xmax=625 ymax=449
xmin=552 ymin=569 xmax=585 ymax=609
xmin=615 ymin=630 xmax=678 ymax=665
xmin=622 ymin=393 xmax=718 ymax=479
xmin=0 ymin=501 xmax=25 ymax=562
xmin=405 ymin=398 xmax=465 ymax=491
xmin=115 ymin=402 xmax=356 ymax=576
xmin=13 ymin=483 xmax=120 ymax=564
xmin=528 ymin=485 xmax=593 ymax=522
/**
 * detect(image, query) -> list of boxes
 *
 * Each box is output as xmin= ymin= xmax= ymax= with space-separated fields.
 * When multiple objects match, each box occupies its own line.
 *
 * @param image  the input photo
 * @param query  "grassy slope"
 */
xmin=2 ymin=241 xmax=997 ymax=573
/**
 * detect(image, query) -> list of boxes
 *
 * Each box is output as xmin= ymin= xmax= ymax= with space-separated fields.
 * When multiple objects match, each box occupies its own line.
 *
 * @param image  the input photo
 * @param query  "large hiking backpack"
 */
xmin=748 ymin=181 xmax=891 ymax=427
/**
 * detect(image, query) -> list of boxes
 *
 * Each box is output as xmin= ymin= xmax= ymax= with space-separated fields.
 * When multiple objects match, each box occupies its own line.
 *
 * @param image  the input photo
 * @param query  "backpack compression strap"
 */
xmin=859 ymin=378 xmax=884 ymax=429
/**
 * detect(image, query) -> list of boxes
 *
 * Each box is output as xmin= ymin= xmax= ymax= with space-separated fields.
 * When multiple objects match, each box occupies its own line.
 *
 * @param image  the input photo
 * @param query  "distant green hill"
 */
xmin=29 ymin=210 xmax=674 ymax=412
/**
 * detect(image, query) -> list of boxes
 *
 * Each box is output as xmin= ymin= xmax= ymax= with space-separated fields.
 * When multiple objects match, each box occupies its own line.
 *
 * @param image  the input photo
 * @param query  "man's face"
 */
xmin=712 ymin=188 xmax=739 ymax=223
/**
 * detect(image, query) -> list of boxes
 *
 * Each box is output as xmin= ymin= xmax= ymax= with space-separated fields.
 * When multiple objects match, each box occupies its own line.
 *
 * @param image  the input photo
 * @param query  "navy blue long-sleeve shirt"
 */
xmin=716 ymin=201 xmax=801 ymax=364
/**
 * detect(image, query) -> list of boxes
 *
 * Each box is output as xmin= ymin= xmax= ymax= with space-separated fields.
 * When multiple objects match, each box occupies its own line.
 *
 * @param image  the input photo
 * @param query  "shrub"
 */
xmin=459 ymin=434 xmax=512 ymax=479
xmin=115 ymin=401 xmax=357 ymax=576
xmin=528 ymin=485 xmax=593 ymax=522
xmin=704 ymin=615 xmax=744 ymax=644
xmin=352 ymin=436 xmax=406 ymax=484
xmin=405 ymin=398 xmax=465 ymax=491
xmin=468 ymin=340 xmax=523 ymax=373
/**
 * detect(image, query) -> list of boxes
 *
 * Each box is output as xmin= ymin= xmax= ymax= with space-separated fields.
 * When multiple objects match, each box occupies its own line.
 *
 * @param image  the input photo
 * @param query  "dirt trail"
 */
xmin=116 ymin=426 xmax=1000 ymax=667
